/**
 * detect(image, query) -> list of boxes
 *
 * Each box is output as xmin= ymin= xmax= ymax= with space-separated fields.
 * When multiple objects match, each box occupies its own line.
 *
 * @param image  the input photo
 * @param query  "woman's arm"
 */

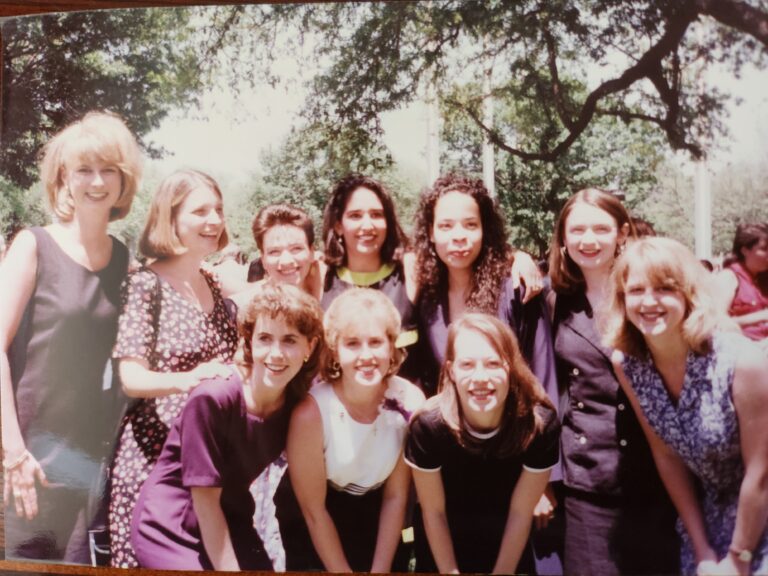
xmin=118 ymin=357 xmax=233 ymax=398
xmin=0 ymin=231 xmax=48 ymax=520
xmin=370 ymin=455 xmax=410 ymax=572
xmin=412 ymin=468 xmax=459 ymax=574
xmin=191 ymin=486 xmax=239 ymax=571
xmin=722 ymin=345 xmax=768 ymax=576
xmin=286 ymin=396 xmax=351 ymax=572
xmin=510 ymin=250 xmax=543 ymax=304
xmin=493 ymin=468 xmax=551 ymax=574
xmin=612 ymin=354 xmax=717 ymax=564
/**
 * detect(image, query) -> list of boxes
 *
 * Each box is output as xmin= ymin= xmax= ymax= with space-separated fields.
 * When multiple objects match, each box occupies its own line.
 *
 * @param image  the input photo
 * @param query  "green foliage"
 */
xmin=441 ymin=87 xmax=666 ymax=257
xmin=0 ymin=178 xmax=48 ymax=241
xmin=241 ymin=121 xmax=419 ymax=254
xmin=1 ymin=8 xmax=205 ymax=189
xmin=636 ymin=159 xmax=768 ymax=255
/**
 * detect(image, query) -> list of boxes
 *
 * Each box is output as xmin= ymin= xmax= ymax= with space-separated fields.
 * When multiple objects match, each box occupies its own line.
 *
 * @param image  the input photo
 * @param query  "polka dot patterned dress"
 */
xmin=108 ymin=267 xmax=237 ymax=568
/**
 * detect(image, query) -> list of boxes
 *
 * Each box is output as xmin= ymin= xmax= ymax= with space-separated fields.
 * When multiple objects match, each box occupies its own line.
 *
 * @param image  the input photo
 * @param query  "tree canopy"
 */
xmin=218 ymin=0 xmax=767 ymax=166
xmin=1 ymin=7 xmax=207 ymax=189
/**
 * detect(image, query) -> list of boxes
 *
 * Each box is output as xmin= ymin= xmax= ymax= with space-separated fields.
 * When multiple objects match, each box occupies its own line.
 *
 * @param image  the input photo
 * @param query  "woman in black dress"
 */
xmin=405 ymin=313 xmax=559 ymax=574
xmin=0 ymin=111 xmax=142 ymax=563
xmin=549 ymin=188 xmax=679 ymax=575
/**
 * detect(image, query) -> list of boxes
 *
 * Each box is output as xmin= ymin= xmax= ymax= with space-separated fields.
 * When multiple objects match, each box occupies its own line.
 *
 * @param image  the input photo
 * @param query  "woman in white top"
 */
xmin=285 ymin=287 xmax=425 ymax=571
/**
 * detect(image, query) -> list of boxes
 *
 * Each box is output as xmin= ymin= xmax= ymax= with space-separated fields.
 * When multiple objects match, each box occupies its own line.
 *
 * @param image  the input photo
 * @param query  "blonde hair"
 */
xmin=604 ymin=237 xmax=737 ymax=357
xmin=321 ymin=288 xmax=405 ymax=382
xmin=140 ymin=169 xmax=229 ymax=259
xmin=39 ymin=111 xmax=142 ymax=222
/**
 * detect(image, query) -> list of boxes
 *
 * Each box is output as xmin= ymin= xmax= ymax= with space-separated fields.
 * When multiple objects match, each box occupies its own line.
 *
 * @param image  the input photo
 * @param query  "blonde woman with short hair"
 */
xmin=0 ymin=111 xmax=142 ymax=563
xmin=283 ymin=288 xmax=425 ymax=572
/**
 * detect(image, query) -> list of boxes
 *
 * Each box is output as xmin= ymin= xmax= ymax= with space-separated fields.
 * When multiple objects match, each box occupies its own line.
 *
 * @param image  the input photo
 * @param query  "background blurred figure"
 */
xmin=715 ymin=223 xmax=768 ymax=348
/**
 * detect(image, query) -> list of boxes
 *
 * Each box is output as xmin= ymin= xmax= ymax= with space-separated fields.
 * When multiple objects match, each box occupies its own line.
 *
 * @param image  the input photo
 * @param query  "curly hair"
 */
xmin=238 ymin=284 xmax=325 ymax=407
xmin=321 ymin=174 xmax=407 ymax=287
xmin=413 ymin=174 xmax=512 ymax=320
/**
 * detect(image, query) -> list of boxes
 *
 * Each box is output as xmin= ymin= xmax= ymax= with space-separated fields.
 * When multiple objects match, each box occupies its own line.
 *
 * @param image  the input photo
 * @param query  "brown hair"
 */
xmin=727 ymin=222 xmax=768 ymax=266
xmin=252 ymin=204 xmax=315 ymax=252
xmin=604 ymin=237 xmax=736 ymax=358
xmin=321 ymin=288 xmax=405 ymax=382
xmin=239 ymin=283 xmax=325 ymax=406
xmin=549 ymin=188 xmax=635 ymax=293
xmin=322 ymin=174 xmax=407 ymax=285
xmin=436 ymin=313 xmax=552 ymax=457
xmin=140 ymin=169 xmax=229 ymax=259
xmin=39 ymin=111 xmax=142 ymax=222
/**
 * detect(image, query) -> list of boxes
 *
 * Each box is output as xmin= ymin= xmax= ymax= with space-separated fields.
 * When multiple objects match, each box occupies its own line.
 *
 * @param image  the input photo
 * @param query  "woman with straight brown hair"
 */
xmin=405 ymin=313 xmax=559 ymax=574
xmin=548 ymin=188 xmax=679 ymax=575
xmin=108 ymin=169 xmax=238 ymax=568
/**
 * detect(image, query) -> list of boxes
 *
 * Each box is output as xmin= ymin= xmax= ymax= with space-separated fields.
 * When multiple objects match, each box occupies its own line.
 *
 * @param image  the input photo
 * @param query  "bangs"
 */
xmin=621 ymin=243 xmax=687 ymax=293
xmin=62 ymin=131 xmax=124 ymax=167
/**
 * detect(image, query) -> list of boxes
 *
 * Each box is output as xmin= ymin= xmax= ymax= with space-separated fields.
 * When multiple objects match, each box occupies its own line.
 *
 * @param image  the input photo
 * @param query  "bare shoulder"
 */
xmin=733 ymin=340 xmax=768 ymax=398
xmin=1 ymin=229 xmax=38 ymax=282
xmin=390 ymin=375 xmax=427 ymax=409
xmin=291 ymin=392 xmax=322 ymax=426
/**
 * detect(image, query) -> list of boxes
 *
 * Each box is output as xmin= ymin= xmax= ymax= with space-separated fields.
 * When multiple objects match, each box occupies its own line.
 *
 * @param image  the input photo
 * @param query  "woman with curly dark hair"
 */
xmin=412 ymin=174 xmax=554 ymax=400
xmin=411 ymin=174 xmax=560 ymax=572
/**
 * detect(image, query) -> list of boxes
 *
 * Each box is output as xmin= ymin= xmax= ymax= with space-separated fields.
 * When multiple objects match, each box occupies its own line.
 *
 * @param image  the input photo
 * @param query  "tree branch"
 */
xmin=695 ymin=0 xmax=768 ymax=47
xmin=456 ymin=4 xmax=699 ymax=161
xmin=541 ymin=24 xmax=575 ymax=130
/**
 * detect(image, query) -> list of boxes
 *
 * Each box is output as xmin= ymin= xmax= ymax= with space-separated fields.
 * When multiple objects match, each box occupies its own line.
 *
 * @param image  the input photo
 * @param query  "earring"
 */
xmin=560 ymin=246 xmax=568 ymax=258
xmin=303 ymin=355 xmax=309 ymax=364
xmin=329 ymin=360 xmax=342 ymax=380
xmin=616 ymin=243 xmax=625 ymax=257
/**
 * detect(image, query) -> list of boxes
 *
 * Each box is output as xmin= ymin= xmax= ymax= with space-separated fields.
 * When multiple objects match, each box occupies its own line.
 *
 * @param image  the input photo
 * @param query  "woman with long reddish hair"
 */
xmin=405 ymin=313 xmax=559 ymax=573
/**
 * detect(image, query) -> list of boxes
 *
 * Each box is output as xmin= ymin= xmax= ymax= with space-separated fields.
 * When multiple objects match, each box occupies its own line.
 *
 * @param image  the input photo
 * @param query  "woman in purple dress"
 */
xmin=108 ymin=170 xmax=239 ymax=567
xmin=131 ymin=283 xmax=324 ymax=570
xmin=0 ymin=111 xmax=142 ymax=563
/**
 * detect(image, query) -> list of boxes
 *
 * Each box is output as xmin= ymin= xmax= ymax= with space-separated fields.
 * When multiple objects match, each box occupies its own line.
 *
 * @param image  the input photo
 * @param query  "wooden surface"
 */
xmin=0 ymin=4 xmax=337 ymax=575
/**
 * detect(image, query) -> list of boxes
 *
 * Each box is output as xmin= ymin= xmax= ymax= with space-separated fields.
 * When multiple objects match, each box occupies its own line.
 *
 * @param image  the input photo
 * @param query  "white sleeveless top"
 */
xmin=309 ymin=376 xmax=425 ymax=494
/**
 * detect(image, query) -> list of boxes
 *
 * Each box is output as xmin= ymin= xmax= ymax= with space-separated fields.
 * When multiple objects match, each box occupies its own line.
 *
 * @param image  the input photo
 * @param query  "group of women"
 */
xmin=2 ymin=110 xmax=768 ymax=576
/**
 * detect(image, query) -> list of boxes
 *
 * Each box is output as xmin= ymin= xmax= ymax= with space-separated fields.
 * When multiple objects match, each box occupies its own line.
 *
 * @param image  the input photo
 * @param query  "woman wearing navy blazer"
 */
xmin=549 ymin=189 xmax=678 ymax=575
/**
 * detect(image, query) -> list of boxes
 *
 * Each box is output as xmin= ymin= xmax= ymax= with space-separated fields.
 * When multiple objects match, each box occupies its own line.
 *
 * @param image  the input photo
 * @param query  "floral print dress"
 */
xmin=621 ymin=331 xmax=768 ymax=575
xmin=108 ymin=267 xmax=237 ymax=568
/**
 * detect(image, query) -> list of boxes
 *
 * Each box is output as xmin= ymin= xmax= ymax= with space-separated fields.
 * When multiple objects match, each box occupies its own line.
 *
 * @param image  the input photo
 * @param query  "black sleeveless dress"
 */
xmin=5 ymin=227 xmax=128 ymax=563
